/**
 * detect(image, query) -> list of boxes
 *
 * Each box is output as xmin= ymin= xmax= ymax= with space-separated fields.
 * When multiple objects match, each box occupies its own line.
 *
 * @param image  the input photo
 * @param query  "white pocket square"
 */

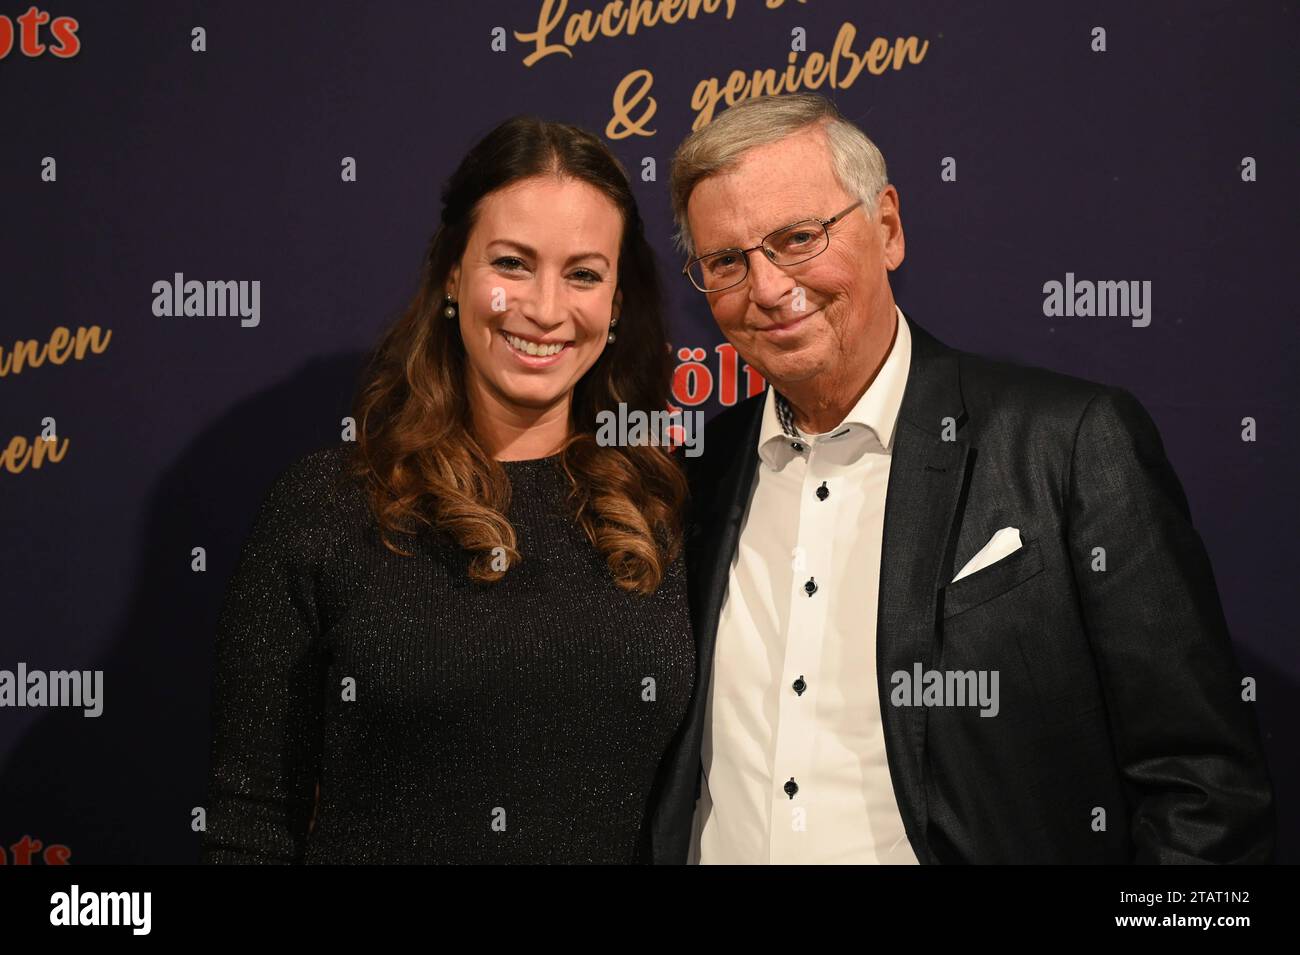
xmin=951 ymin=527 xmax=1022 ymax=583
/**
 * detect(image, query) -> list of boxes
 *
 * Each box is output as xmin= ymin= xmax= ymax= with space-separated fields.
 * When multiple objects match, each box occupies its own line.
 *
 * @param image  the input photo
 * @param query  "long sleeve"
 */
xmin=197 ymin=447 xmax=694 ymax=863
xmin=1065 ymin=387 xmax=1275 ymax=863
xmin=201 ymin=453 xmax=337 ymax=863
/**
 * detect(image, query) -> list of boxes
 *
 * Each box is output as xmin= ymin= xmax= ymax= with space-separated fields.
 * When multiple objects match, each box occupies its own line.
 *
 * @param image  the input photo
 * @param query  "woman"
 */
xmin=201 ymin=116 xmax=694 ymax=864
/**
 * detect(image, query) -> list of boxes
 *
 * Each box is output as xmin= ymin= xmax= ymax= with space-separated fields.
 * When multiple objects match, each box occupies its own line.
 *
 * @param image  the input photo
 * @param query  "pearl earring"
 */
xmin=443 ymin=293 xmax=457 ymax=319
xmin=607 ymin=316 xmax=618 ymax=344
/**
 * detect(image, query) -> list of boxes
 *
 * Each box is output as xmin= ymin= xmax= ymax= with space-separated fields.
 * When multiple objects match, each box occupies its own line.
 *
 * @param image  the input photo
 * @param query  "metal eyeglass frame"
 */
xmin=682 ymin=199 xmax=865 ymax=293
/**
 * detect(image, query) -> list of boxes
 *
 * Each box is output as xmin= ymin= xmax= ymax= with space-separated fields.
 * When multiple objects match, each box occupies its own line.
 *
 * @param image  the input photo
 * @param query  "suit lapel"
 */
xmin=875 ymin=313 xmax=972 ymax=863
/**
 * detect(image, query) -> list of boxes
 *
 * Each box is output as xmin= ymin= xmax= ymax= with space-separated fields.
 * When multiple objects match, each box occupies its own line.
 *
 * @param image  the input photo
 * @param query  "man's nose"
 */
xmin=746 ymin=248 xmax=796 ymax=309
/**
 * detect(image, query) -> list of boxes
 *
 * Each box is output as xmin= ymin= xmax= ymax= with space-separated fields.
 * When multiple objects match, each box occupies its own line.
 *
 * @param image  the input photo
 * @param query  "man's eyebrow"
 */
xmin=698 ymin=212 xmax=821 ymax=253
xmin=487 ymin=239 xmax=610 ymax=267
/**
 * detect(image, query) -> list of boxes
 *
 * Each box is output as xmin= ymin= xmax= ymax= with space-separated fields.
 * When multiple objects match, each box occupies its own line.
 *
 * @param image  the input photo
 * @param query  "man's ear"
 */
xmin=878 ymin=186 xmax=905 ymax=271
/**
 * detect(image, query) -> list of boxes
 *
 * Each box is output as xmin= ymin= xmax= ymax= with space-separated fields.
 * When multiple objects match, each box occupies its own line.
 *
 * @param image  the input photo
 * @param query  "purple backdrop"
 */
xmin=1 ymin=0 xmax=1295 ymax=863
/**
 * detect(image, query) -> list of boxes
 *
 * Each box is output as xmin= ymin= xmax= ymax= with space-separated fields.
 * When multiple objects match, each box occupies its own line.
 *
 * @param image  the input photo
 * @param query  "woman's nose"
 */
xmin=516 ymin=272 xmax=562 ymax=326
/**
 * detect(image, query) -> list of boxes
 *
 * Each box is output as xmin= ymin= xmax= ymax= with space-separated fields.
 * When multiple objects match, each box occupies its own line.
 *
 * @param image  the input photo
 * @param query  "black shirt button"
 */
xmin=816 ymin=481 xmax=829 ymax=501
xmin=784 ymin=777 xmax=799 ymax=800
xmin=804 ymin=577 xmax=818 ymax=597
xmin=792 ymin=675 xmax=806 ymax=696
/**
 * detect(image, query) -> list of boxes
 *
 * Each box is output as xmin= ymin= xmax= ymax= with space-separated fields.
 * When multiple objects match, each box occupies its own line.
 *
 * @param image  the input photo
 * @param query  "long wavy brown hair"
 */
xmin=345 ymin=116 xmax=687 ymax=594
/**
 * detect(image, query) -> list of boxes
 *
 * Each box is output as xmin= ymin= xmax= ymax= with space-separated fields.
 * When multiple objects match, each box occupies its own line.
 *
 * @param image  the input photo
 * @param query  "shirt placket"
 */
xmin=768 ymin=436 xmax=837 ymax=862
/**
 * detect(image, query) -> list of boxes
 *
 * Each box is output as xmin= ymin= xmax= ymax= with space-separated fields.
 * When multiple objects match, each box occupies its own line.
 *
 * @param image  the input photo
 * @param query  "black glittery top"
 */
xmin=200 ymin=444 xmax=694 ymax=864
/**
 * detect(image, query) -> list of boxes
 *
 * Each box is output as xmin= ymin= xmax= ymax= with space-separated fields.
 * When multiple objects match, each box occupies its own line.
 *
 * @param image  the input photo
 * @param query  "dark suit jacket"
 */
xmin=643 ymin=311 xmax=1274 ymax=864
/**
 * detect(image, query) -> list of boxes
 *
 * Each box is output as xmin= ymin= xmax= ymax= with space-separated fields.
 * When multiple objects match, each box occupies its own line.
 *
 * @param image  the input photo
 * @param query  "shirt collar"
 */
xmin=757 ymin=303 xmax=912 ymax=467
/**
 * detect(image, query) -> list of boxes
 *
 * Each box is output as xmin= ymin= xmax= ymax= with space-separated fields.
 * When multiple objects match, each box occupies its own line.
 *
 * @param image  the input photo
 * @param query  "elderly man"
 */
xmin=642 ymin=92 xmax=1274 ymax=864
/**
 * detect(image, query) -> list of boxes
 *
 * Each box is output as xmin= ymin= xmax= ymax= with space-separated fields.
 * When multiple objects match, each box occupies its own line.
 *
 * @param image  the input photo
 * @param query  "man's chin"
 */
xmin=750 ymin=349 xmax=827 ymax=390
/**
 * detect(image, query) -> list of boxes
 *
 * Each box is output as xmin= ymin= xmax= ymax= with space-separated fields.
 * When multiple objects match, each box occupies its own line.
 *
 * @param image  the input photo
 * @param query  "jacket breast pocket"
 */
xmin=940 ymin=538 xmax=1043 ymax=620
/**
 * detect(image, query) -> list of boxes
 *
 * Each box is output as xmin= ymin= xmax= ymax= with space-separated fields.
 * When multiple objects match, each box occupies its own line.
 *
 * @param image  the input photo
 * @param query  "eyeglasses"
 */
xmin=682 ymin=200 xmax=864 ymax=293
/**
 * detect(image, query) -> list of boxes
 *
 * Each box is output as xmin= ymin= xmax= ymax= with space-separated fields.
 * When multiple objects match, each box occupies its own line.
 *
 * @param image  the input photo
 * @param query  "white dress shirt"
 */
xmin=689 ymin=305 xmax=918 ymax=864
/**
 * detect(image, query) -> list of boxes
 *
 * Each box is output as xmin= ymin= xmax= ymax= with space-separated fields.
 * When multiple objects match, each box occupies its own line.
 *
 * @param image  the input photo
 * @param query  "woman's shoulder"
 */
xmin=288 ymin=442 xmax=361 ymax=484
xmin=250 ymin=444 xmax=370 ymax=558
xmin=267 ymin=443 xmax=363 ymax=509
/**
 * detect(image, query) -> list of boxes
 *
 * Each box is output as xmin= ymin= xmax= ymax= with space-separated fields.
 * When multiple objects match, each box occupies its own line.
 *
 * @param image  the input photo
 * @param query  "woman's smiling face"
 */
xmin=448 ymin=175 xmax=623 ymax=424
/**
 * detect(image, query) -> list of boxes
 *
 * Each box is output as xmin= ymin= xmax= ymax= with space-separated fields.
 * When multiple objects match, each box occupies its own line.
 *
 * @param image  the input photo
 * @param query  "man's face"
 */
xmin=684 ymin=124 xmax=903 ymax=388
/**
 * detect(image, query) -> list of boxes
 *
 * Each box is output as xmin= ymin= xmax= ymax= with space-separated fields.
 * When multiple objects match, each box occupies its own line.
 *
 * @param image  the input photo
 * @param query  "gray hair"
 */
xmin=668 ymin=93 xmax=889 ymax=260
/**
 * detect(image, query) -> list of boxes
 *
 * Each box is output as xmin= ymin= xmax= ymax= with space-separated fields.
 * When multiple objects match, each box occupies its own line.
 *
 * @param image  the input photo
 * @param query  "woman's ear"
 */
xmin=446 ymin=265 xmax=460 ymax=298
xmin=612 ymin=286 xmax=623 ymax=320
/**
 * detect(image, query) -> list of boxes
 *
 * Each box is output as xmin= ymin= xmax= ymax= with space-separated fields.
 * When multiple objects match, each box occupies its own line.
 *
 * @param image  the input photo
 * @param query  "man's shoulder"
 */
xmin=924 ymin=334 xmax=1167 ymax=469
xmin=702 ymin=391 xmax=765 ymax=441
xmin=681 ymin=393 xmax=763 ymax=499
xmin=943 ymin=340 xmax=1134 ymax=431
xmin=694 ymin=393 xmax=763 ymax=469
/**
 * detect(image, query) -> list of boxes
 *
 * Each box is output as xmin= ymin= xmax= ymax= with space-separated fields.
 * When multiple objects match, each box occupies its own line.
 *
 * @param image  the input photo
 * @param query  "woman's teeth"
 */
xmin=505 ymin=333 xmax=565 ymax=357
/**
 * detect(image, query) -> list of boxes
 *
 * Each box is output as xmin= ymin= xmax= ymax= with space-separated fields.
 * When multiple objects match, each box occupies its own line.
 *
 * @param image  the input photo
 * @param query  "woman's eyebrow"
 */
xmin=488 ymin=239 xmax=610 ymax=267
